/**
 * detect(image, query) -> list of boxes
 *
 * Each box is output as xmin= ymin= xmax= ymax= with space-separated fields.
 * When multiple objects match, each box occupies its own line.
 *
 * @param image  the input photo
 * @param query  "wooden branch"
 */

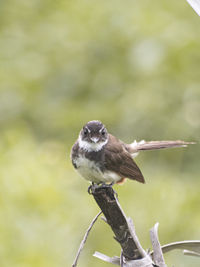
xmin=72 ymin=184 xmax=200 ymax=266
xmin=72 ymin=182 xmax=200 ymax=266
xmin=91 ymin=185 xmax=154 ymax=266
xmin=93 ymin=251 xmax=154 ymax=266
xmin=183 ymin=249 xmax=200 ymax=257
xmin=158 ymin=240 xmax=200 ymax=255
xmin=150 ymin=223 xmax=167 ymax=267
xmin=91 ymin=185 xmax=143 ymax=260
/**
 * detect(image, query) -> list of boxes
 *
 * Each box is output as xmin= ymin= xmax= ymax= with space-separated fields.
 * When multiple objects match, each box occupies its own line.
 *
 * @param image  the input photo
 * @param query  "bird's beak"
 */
xmin=91 ymin=137 xmax=99 ymax=143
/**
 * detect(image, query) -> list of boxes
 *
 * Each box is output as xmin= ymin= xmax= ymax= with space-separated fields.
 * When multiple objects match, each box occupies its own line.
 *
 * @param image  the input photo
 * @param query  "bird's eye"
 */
xmin=101 ymin=130 xmax=106 ymax=135
xmin=83 ymin=128 xmax=88 ymax=135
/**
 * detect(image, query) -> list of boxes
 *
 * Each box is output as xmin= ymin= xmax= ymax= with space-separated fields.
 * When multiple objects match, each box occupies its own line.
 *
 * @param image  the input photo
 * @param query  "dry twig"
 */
xmin=72 ymin=211 xmax=102 ymax=267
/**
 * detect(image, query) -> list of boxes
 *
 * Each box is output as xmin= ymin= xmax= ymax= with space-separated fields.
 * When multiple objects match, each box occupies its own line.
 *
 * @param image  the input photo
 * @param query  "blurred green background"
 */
xmin=0 ymin=0 xmax=200 ymax=266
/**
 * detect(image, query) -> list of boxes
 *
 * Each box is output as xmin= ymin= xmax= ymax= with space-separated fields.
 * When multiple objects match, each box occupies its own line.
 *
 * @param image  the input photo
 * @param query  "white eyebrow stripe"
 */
xmin=85 ymin=126 xmax=91 ymax=133
xmin=99 ymin=127 xmax=105 ymax=132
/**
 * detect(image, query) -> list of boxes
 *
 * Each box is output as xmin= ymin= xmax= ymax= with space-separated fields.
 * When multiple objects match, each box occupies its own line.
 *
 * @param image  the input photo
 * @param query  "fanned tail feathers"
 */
xmin=127 ymin=140 xmax=195 ymax=154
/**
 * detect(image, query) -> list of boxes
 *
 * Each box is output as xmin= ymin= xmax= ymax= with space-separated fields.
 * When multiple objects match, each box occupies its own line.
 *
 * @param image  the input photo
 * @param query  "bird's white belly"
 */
xmin=75 ymin=156 xmax=120 ymax=183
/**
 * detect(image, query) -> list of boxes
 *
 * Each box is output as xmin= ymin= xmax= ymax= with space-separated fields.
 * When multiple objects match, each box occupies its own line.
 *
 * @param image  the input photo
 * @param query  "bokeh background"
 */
xmin=0 ymin=0 xmax=200 ymax=266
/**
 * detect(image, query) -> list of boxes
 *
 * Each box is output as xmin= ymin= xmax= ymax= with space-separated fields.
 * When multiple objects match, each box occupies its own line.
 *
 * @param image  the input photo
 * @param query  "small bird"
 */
xmin=71 ymin=120 xmax=193 ymax=186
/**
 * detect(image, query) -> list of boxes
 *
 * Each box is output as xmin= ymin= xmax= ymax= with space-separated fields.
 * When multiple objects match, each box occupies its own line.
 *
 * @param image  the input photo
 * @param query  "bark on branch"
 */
xmin=91 ymin=185 xmax=154 ymax=266
xmin=72 ymin=184 xmax=200 ymax=266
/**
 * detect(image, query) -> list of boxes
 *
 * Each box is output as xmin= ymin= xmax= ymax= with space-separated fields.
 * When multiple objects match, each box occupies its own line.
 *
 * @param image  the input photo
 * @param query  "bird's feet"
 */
xmin=88 ymin=182 xmax=116 ymax=195
xmin=88 ymin=182 xmax=95 ymax=194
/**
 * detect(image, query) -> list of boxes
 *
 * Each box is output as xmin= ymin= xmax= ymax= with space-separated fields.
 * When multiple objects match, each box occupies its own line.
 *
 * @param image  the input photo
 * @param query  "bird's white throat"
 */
xmin=78 ymin=136 xmax=108 ymax=152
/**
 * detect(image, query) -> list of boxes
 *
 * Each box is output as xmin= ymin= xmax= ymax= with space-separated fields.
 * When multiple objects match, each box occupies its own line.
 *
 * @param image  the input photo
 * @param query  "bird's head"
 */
xmin=79 ymin=120 xmax=108 ymax=151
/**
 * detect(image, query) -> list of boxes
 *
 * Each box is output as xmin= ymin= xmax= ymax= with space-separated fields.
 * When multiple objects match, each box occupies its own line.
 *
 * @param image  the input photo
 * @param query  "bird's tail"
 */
xmin=126 ymin=140 xmax=195 ymax=156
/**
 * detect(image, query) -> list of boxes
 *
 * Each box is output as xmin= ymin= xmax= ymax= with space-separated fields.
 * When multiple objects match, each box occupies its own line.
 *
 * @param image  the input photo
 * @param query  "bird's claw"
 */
xmin=88 ymin=182 xmax=95 ymax=194
xmin=88 ymin=185 xmax=93 ymax=194
xmin=87 ymin=182 xmax=118 ymax=198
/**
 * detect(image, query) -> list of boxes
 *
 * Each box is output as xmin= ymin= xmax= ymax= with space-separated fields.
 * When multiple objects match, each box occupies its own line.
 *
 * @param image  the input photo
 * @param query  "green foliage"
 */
xmin=0 ymin=0 xmax=199 ymax=266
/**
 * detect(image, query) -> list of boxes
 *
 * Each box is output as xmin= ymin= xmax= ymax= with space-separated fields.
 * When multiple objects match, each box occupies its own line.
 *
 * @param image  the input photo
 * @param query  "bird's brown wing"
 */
xmin=104 ymin=135 xmax=145 ymax=184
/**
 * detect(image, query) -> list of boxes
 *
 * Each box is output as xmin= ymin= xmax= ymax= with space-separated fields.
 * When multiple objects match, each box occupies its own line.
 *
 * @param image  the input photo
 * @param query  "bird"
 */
xmin=71 ymin=120 xmax=194 ymax=186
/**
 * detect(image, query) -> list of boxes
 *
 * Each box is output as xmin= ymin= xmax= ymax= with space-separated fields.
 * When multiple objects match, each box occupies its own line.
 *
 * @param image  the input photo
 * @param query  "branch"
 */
xmin=160 ymin=240 xmax=200 ymax=255
xmin=91 ymin=185 xmax=154 ymax=266
xmin=183 ymin=250 xmax=200 ymax=257
xmin=91 ymin=185 xmax=145 ymax=260
xmin=89 ymin=185 xmax=200 ymax=266
xmin=150 ymin=223 xmax=167 ymax=267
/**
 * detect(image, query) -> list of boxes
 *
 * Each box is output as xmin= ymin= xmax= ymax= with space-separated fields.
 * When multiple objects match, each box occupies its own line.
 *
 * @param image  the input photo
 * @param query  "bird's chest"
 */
xmin=74 ymin=151 xmax=105 ymax=182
